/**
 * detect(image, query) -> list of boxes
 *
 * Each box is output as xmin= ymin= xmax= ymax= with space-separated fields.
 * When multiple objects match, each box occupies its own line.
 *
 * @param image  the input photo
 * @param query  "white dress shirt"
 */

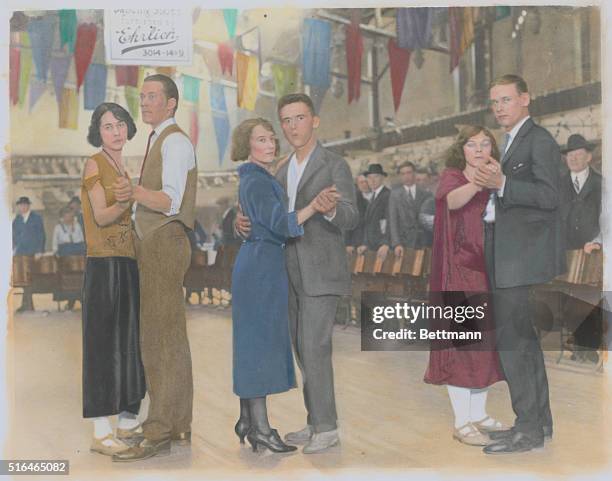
xmin=52 ymin=221 xmax=84 ymax=253
xmin=403 ymin=184 xmax=416 ymax=199
xmin=287 ymin=147 xmax=315 ymax=212
xmin=141 ymin=117 xmax=196 ymax=216
xmin=572 ymin=167 xmax=590 ymax=193
xmin=483 ymin=115 xmax=531 ymax=223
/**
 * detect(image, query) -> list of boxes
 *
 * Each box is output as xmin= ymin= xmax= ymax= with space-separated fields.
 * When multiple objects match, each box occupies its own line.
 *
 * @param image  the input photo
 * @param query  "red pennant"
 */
xmin=388 ymin=39 xmax=411 ymax=112
xmin=116 ymin=65 xmax=139 ymax=87
xmin=345 ymin=21 xmax=364 ymax=103
xmin=10 ymin=47 xmax=20 ymax=106
xmin=74 ymin=23 xmax=97 ymax=91
xmin=218 ymin=42 xmax=234 ymax=77
xmin=190 ymin=109 xmax=199 ymax=147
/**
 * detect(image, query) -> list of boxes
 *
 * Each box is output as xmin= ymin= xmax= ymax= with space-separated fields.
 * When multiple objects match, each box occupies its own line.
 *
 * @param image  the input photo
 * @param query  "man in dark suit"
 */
xmin=388 ymin=161 xmax=434 ymax=257
xmin=12 ymin=196 xmax=46 ymax=312
xmin=559 ymin=134 xmax=601 ymax=250
xmin=345 ymin=173 xmax=371 ymax=252
xmin=475 ymin=74 xmax=565 ymax=454
xmin=357 ymin=164 xmax=391 ymax=259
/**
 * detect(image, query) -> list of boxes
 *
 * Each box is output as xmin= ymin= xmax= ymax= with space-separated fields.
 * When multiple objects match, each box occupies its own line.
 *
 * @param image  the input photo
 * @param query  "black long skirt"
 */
xmin=82 ymin=257 xmax=146 ymax=418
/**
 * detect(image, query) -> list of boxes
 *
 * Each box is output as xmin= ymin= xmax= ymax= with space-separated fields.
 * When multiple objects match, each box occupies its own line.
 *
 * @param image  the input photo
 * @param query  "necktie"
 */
xmin=574 ymin=176 xmax=580 ymax=193
xmin=410 ymin=187 xmax=415 ymax=200
xmin=139 ymin=130 xmax=156 ymax=184
xmin=501 ymin=133 xmax=511 ymax=162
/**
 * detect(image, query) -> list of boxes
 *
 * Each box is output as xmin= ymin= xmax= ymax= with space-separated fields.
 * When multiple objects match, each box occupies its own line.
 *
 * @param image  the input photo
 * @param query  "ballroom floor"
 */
xmin=3 ymin=293 xmax=611 ymax=481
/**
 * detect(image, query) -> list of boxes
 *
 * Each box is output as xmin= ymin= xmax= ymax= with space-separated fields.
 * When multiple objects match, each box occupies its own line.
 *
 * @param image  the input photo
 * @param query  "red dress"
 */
xmin=423 ymin=168 xmax=504 ymax=388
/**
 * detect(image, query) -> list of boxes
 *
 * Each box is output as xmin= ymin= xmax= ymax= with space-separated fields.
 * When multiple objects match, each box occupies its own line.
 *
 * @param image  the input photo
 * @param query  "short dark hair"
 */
xmin=277 ymin=93 xmax=316 ymax=118
xmin=397 ymin=161 xmax=416 ymax=173
xmin=231 ymin=118 xmax=280 ymax=162
xmin=446 ymin=125 xmax=500 ymax=170
xmin=144 ymin=74 xmax=179 ymax=114
xmin=87 ymin=103 xmax=137 ymax=148
xmin=415 ymin=167 xmax=429 ymax=176
xmin=489 ymin=74 xmax=529 ymax=94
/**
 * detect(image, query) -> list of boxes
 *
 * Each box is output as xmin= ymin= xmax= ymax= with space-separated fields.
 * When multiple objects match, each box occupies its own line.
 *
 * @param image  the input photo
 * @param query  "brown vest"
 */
xmin=134 ymin=124 xmax=197 ymax=240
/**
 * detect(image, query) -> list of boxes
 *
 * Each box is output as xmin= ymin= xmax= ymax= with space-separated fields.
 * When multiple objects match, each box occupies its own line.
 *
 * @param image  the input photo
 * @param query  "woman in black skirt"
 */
xmin=81 ymin=103 xmax=146 ymax=456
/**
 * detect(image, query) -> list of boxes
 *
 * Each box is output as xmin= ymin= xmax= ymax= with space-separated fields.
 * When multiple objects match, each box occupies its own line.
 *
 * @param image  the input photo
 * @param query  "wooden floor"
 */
xmin=3 ymin=294 xmax=611 ymax=480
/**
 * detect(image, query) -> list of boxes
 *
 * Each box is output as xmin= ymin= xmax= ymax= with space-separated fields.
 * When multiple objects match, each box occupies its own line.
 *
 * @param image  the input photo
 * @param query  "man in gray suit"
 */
xmin=237 ymin=93 xmax=359 ymax=453
xmin=474 ymin=74 xmax=565 ymax=454
xmin=388 ymin=161 xmax=434 ymax=257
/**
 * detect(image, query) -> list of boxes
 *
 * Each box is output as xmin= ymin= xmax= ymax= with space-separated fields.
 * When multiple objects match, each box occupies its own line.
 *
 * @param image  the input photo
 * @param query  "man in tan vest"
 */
xmin=112 ymin=74 xmax=198 ymax=462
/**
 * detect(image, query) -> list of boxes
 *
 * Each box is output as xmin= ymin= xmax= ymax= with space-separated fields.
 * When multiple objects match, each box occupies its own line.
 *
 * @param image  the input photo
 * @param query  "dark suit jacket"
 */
xmin=12 ymin=211 xmax=46 ymax=255
xmin=276 ymin=142 xmax=359 ymax=296
xmin=362 ymin=186 xmax=390 ymax=250
xmin=388 ymin=184 xmax=434 ymax=249
xmin=494 ymin=118 xmax=566 ymax=288
xmin=560 ymin=168 xmax=601 ymax=250
xmin=345 ymin=189 xmax=369 ymax=247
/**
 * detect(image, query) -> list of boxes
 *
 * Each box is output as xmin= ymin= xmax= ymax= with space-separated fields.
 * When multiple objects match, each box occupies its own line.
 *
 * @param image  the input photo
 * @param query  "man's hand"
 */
xmin=235 ymin=207 xmax=251 ymax=238
xmin=346 ymin=246 xmax=355 ymax=255
xmin=377 ymin=244 xmax=389 ymax=261
xmin=394 ymin=245 xmax=404 ymax=258
xmin=112 ymin=177 xmax=133 ymax=203
xmin=312 ymin=185 xmax=340 ymax=215
xmin=584 ymin=242 xmax=601 ymax=254
xmin=357 ymin=245 xmax=367 ymax=255
xmin=474 ymin=156 xmax=504 ymax=190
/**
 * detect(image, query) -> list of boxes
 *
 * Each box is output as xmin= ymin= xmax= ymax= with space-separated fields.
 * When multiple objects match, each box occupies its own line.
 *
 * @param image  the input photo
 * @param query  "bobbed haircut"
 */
xmin=445 ymin=125 xmax=500 ymax=171
xmin=87 ymin=102 xmax=137 ymax=147
xmin=277 ymin=93 xmax=316 ymax=118
xmin=231 ymin=118 xmax=280 ymax=162
xmin=489 ymin=74 xmax=529 ymax=95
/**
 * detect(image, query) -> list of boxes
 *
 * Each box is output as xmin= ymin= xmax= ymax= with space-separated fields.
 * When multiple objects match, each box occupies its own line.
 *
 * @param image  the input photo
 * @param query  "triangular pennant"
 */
xmin=18 ymin=32 xmax=32 ymax=107
xmin=84 ymin=64 xmax=108 ymax=110
xmin=190 ymin=108 xmax=199 ymax=147
xmin=125 ymin=86 xmax=140 ymax=121
xmin=10 ymin=47 xmax=20 ymax=106
xmin=115 ymin=65 xmax=139 ymax=87
xmin=183 ymin=75 xmax=201 ymax=103
xmin=236 ymin=52 xmax=258 ymax=111
xmin=59 ymin=10 xmax=77 ymax=53
xmin=302 ymin=19 xmax=332 ymax=89
xmin=387 ymin=39 xmax=411 ymax=112
xmin=58 ymin=87 xmax=79 ymax=129
xmin=74 ymin=23 xmax=97 ymax=91
xmin=28 ymin=78 xmax=47 ymax=111
xmin=345 ymin=21 xmax=364 ymax=103
xmin=210 ymin=83 xmax=230 ymax=166
xmin=223 ymin=9 xmax=238 ymax=39
xmin=27 ymin=15 xmax=56 ymax=81
xmin=271 ymin=64 xmax=297 ymax=99
xmin=310 ymin=85 xmax=328 ymax=115
xmin=50 ymin=55 xmax=71 ymax=105
xmin=218 ymin=42 xmax=234 ymax=78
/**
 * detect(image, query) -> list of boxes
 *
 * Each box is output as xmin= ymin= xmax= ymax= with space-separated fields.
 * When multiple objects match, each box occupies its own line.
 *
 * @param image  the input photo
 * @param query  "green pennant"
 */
xmin=223 ymin=9 xmax=238 ymax=39
xmin=59 ymin=10 xmax=77 ymax=53
xmin=18 ymin=32 xmax=32 ymax=107
xmin=495 ymin=6 xmax=512 ymax=20
xmin=271 ymin=64 xmax=298 ymax=99
xmin=125 ymin=86 xmax=139 ymax=121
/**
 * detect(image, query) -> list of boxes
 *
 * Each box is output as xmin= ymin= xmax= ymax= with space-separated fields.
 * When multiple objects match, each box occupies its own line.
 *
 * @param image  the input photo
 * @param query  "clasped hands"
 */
xmin=473 ymin=155 xmax=504 ymax=190
xmin=112 ymin=176 xmax=136 ymax=209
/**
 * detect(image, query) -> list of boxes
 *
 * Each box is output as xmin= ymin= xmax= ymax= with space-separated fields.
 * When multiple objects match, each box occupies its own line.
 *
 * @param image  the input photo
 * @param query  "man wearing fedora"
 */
xmin=560 ymin=134 xmax=601 ymax=251
xmin=357 ymin=164 xmax=391 ymax=259
xmin=12 ymin=196 xmax=46 ymax=312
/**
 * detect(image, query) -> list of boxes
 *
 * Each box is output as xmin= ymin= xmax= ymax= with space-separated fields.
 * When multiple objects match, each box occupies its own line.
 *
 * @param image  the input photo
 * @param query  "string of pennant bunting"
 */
xmin=10 ymin=7 xmax=504 ymax=144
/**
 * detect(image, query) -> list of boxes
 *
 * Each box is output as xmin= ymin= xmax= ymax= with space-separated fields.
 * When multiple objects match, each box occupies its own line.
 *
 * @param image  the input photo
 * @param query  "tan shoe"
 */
xmin=90 ymin=434 xmax=130 ymax=456
xmin=452 ymin=423 xmax=491 ymax=446
xmin=116 ymin=425 xmax=144 ymax=443
xmin=112 ymin=437 xmax=171 ymax=462
xmin=472 ymin=416 xmax=507 ymax=433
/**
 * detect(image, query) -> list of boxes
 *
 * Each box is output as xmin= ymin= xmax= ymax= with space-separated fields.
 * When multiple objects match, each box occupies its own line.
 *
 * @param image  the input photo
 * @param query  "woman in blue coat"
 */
xmin=231 ymin=118 xmax=334 ymax=453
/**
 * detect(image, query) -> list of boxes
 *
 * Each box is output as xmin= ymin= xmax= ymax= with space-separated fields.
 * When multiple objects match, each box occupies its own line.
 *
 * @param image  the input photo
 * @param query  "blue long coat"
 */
xmin=13 ymin=211 xmax=46 ymax=255
xmin=232 ymin=162 xmax=303 ymax=398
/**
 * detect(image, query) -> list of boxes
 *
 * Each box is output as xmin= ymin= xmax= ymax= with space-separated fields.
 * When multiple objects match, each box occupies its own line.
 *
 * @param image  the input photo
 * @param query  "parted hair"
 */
xmin=144 ymin=74 xmax=179 ymax=114
xmin=87 ymin=102 xmax=137 ymax=147
xmin=489 ymin=74 xmax=529 ymax=94
xmin=231 ymin=118 xmax=280 ymax=162
xmin=445 ymin=125 xmax=500 ymax=171
xmin=277 ymin=93 xmax=316 ymax=117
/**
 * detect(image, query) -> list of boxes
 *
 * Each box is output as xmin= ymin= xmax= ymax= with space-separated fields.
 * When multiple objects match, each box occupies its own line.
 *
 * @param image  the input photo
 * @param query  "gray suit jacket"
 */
xmin=276 ymin=142 xmax=359 ymax=296
xmin=494 ymin=118 xmax=566 ymax=288
xmin=388 ymin=185 xmax=433 ymax=249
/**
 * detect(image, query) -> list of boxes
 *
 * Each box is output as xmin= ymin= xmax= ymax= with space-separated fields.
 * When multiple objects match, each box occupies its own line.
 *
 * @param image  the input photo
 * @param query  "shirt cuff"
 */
xmin=162 ymin=189 xmax=180 ymax=216
xmin=324 ymin=209 xmax=337 ymax=222
xmin=497 ymin=175 xmax=507 ymax=197
xmin=287 ymin=211 xmax=305 ymax=238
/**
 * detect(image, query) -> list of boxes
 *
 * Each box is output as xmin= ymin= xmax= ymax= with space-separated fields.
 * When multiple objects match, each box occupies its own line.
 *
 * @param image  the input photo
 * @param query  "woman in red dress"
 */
xmin=424 ymin=125 xmax=506 ymax=446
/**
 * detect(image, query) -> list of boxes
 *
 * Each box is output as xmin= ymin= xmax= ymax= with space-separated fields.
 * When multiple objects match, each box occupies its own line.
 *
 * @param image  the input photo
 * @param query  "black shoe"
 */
xmin=234 ymin=419 xmax=250 ymax=444
xmin=246 ymin=428 xmax=297 ymax=453
xmin=483 ymin=432 xmax=544 ymax=455
xmin=488 ymin=428 xmax=515 ymax=441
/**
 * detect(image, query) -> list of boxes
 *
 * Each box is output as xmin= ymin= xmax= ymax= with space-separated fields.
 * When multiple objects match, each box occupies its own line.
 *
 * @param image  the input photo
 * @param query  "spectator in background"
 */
xmin=12 ymin=196 xmax=46 ymax=312
xmin=418 ymin=195 xmax=436 ymax=247
xmin=69 ymin=195 xmax=85 ymax=235
xmin=559 ymin=134 xmax=601 ymax=251
xmin=415 ymin=167 xmax=431 ymax=191
xmin=345 ymin=173 xmax=370 ymax=253
xmin=219 ymin=197 xmax=241 ymax=247
xmin=388 ymin=161 xmax=434 ymax=258
xmin=186 ymin=219 xmax=208 ymax=305
xmin=357 ymin=164 xmax=391 ymax=260
xmin=53 ymin=206 xmax=86 ymax=310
